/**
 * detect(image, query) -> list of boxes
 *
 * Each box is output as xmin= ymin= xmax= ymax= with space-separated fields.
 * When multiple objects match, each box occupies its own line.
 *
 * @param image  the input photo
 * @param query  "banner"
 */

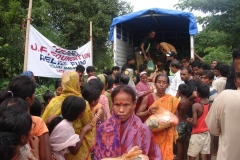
xmin=27 ymin=25 xmax=92 ymax=78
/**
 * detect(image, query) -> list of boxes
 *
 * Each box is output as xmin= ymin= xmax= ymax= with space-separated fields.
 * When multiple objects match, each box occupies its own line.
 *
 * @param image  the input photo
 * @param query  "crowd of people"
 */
xmin=0 ymin=43 xmax=240 ymax=160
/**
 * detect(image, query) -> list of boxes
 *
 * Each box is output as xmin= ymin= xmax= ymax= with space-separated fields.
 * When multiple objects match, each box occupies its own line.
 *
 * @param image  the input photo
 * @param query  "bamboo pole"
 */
xmin=23 ymin=0 xmax=33 ymax=72
xmin=90 ymin=21 xmax=93 ymax=66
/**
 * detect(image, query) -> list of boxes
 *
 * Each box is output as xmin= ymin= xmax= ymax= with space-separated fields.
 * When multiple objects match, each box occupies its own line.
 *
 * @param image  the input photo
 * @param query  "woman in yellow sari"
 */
xmin=42 ymin=71 xmax=95 ymax=160
xmin=148 ymin=74 xmax=180 ymax=160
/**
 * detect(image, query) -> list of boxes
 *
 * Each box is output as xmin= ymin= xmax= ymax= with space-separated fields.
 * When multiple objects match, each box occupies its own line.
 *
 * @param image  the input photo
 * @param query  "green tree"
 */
xmin=0 ymin=0 xmax=132 ymax=80
xmin=43 ymin=0 xmax=133 ymax=70
xmin=193 ymin=29 xmax=232 ymax=65
xmin=175 ymin=0 xmax=240 ymax=47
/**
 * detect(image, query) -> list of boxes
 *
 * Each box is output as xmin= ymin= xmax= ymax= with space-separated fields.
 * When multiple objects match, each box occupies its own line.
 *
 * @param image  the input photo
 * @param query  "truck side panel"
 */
xmin=114 ymin=38 xmax=134 ymax=68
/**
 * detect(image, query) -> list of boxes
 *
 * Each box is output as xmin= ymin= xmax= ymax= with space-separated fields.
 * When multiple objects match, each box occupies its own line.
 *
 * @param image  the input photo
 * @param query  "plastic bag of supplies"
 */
xmin=147 ymin=60 xmax=155 ymax=72
xmin=101 ymin=146 xmax=149 ymax=160
xmin=145 ymin=106 xmax=179 ymax=132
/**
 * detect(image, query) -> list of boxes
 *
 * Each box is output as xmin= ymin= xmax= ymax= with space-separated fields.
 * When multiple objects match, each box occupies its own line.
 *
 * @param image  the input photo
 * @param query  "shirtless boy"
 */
xmin=176 ymin=84 xmax=191 ymax=160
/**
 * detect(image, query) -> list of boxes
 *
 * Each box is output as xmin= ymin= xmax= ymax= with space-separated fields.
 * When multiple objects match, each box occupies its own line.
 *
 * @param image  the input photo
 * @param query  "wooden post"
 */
xmin=90 ymin=21 xmax=93 ymax=66
xmin=23 ymin=0 xmax=33 ymax=72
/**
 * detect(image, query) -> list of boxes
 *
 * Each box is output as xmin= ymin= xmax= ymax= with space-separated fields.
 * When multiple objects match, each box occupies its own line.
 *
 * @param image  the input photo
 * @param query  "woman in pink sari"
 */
xmin=94 ymin=85 xmax=162 ymax=160
xmin=135 ymin=71 xmax=153 ymax=112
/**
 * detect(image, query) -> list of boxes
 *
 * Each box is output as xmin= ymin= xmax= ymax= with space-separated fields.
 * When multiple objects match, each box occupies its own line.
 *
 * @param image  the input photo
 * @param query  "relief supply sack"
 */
xmin=102 ymin=146 xmax=149 ymax=160
xmin=145 ymin=106 xmax=179 ymax=132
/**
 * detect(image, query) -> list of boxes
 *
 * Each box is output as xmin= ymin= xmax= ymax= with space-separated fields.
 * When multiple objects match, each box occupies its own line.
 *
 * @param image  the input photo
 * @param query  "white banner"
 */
xmin=27 ymin=25 xmax=92 ymax=78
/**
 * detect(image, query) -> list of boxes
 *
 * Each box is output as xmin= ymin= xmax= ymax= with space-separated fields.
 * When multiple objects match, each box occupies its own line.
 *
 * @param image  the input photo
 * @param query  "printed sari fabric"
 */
xmin=135 ymin=81 xmax=151 ymax=97
xmin=95 ymin=114 xmax=163 ymax=160
xmin=42 ymin=71 xmax=95 ymax=160
xmin=150 ymin=94 xmax=179 ymax=160
xmin=135 ymin=81 xmax=151 ymax=112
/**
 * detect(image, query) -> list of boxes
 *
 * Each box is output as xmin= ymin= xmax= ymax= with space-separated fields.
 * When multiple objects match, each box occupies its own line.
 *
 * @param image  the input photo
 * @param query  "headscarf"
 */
xmin=87 ymin=76 xmax=97 ymax=83
xmin=42 ymin=71 xmax=95 ymax=160
xmin=21 ymin=71 xmax=33 ymax=78
xmin=97 ymin=74 xmax=106 ymax=84
xmin=139 ymin=71 xmax=147 ymax=77
xmin=94 ymin=113 xmax=163 ymax=159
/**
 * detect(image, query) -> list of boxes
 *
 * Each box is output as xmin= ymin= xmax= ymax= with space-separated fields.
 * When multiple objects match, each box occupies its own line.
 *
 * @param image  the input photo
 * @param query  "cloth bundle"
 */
xmin=101 ymin=146 xmax=149 ymax=160
xmin=145 ymin=106 xmax=179 ymax=132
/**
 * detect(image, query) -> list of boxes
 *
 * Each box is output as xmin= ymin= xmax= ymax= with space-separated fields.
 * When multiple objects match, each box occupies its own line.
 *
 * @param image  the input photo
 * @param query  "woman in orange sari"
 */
xmin=137 ymin=74 xmax=179 ymax=160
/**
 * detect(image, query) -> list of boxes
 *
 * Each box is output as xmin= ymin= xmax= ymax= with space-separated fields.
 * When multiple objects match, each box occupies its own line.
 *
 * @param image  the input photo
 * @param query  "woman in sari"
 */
xmin=42 ymin=71 xmax=95 ymax=160
xmin=137 ymin=74 xmax=179 ymax=160
xmin=135 ymin=71 xmax=153 ymax=112
xmin=95 ymin=85 xmax=163 ymax=160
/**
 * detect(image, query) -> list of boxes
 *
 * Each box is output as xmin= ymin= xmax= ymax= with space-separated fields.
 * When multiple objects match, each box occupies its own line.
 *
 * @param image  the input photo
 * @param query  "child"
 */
xmin=176 ymin=84 xmax=191 ymax=160
xmin=55 ymin=81 xmax=62 ymax=96
xmin=103 ymin=69 xmax=112 ymax=76
xmin=200 ymin=70 xmax=218 ymax=104
xmin=30 ymin=97 xmax=42 ymax=117
xmin=86 ymin=66 xmax=95 ymax=77
xmin=135 ymin=71 xmax=153 ymax=112
xmin=0 ymin=98 xmax=39 ymax=160
xmin=112 ymin=66 xmax=120 ymax=79
xmin=105 ymin=75 xmax=114 ymax=112
xmin=42 ymin=90 xmax=55 ymax=111
xmin=0 ymin=76 xmax=51 ymax=160
xmin=82 ymin=82 xmax=105 ymax=124
xmin=136 ymin=64 xmax=147 ymax=84
xmin=187 ymin=84 xmax=211 ymax=160
xmin=47 ymin=96 xmax=92 ymax=160
xmin=0 ymin=132 xmax=20 ymax=160
xmin=76 ymin=65 xmax=85 ymax=87
xmin=79 ymin=84 xmax=104 ymax=160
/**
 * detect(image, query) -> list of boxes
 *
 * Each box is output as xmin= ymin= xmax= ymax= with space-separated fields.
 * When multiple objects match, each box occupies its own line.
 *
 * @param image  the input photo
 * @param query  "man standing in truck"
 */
xmin=140 ymin=30 xmax=156 ymax=61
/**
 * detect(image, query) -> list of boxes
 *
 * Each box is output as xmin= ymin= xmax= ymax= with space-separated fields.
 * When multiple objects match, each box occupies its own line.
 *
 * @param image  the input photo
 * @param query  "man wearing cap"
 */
xmin=121 ymin=55 xmax=137 ymax=75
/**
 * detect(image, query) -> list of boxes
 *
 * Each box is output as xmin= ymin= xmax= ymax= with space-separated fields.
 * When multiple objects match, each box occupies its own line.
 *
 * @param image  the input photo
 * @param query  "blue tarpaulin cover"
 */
xmin=109 ymin=8 xmax=198 ymax=42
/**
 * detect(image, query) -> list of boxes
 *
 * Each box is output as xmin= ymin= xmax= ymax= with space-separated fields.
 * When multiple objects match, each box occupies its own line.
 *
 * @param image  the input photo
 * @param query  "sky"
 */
xmin=125 ymin=0 xmax=206 ymax=31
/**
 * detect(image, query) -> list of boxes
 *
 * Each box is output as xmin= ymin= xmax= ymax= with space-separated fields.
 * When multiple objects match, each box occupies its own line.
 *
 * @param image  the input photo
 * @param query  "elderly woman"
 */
xmin=136 ymin=74 xmax=180 ymax=160
xmin=94 ymin=85 xmax=162 ymax=160
xmin=42 ymin=71 xmax=95 ymax=160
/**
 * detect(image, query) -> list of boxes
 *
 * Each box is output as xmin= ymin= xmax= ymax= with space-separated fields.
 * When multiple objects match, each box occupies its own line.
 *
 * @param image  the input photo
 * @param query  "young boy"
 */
xmin=76 ymin=65 xmax=85 ymax=85
xmin=112 ymin=66 xmax=120 ymax=79
xmin=86 ymin=66 xmax=95 ymax=77
xmin=42 ymin=90 xmax=55 ymax=113
xmin=176 ymin=84 xmax=191 ymax=160
xmin=187 ymin=84 xmax=211 ymax=160
xmin=200 ymin=70 xmax=218 ymax=104
xmin=212 ymin=64 xmax=229 ymax=94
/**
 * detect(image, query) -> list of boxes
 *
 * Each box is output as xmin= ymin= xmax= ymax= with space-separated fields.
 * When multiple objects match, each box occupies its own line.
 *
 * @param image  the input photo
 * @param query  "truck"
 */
xmin=109 ymin=8 xmax=198 ymax=68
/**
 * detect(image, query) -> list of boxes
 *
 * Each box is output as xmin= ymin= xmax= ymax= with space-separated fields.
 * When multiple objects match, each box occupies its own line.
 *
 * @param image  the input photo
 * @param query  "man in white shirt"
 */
xmin=205 ymin=46 xmax=240 ymax=160
xmin=169 ymin=60 xmax=185 ymax=97
xmin=212 ymin=64 xmax=229 ymax=94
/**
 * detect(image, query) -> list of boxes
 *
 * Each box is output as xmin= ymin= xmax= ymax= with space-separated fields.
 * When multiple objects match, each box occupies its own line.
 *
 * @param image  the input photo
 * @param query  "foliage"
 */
xmin=175 ymin=0 xmax=240 ymax=47
xmin=193 ymin=29 xmax=232 ymax=65
xmin=0 ymin=78 xmax=9 ymax=91
xmin=0 ymin=0 xmax=132 ymax=84
xmin=202 ymin=45 xmax=232 ymax=65
xmin=35 ymin=84 xmax=55 ymax=102
xmin=175 ymin=0 xmax=240 ymax=64
xmin=194 ymin=30 xmax=228 ymax=57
